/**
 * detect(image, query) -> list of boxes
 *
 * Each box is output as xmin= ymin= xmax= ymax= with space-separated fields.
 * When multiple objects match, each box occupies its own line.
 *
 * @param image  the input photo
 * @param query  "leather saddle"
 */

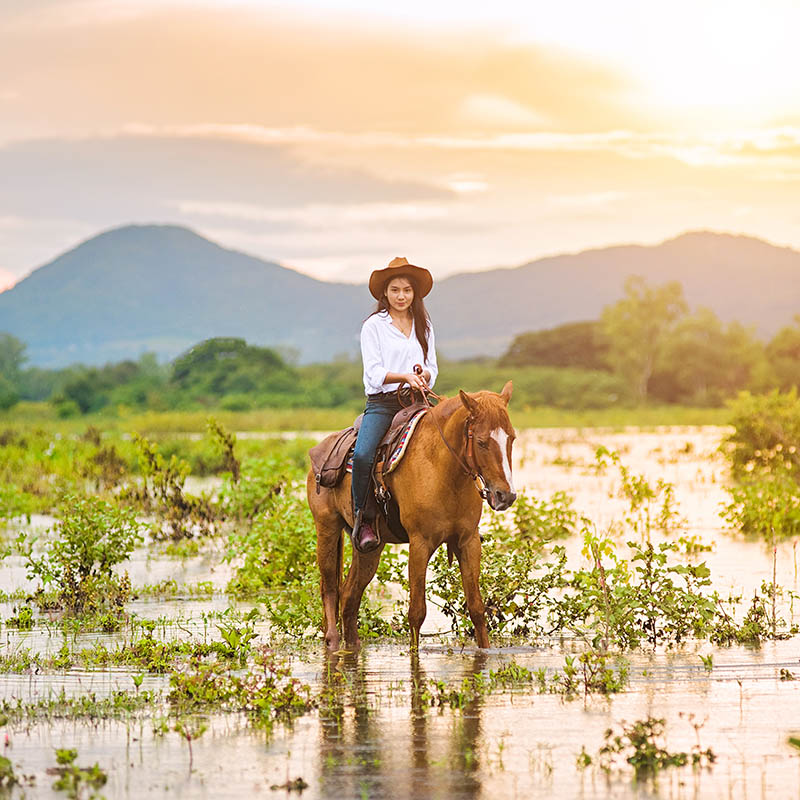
xmin=309 ymin=402 xmax=428 ymax=543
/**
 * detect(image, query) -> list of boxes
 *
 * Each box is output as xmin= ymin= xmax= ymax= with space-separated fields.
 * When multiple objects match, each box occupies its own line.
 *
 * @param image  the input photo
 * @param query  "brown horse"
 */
xmin=307 ymin=382 xmax=517 ymax=651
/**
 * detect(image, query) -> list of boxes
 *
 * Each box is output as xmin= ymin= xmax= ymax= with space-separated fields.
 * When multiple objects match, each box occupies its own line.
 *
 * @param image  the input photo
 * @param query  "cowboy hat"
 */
xmin=369 ymin=256 xmax=433 ymax=300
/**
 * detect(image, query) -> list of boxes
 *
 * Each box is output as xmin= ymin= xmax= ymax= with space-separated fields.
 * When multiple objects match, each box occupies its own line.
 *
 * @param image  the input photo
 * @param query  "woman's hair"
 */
xmin=369 ymin=274 xmax=432 ymax=362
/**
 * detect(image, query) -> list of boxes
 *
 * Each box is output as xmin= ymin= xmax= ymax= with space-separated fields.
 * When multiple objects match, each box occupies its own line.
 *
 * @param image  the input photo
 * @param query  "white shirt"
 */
xmin=361 ymin=310 xmax=438 ymax=395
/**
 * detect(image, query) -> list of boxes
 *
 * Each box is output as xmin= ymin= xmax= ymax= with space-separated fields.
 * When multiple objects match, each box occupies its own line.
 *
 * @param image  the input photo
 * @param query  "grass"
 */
xmin=1 ymin=401 xmax=731 ymax=434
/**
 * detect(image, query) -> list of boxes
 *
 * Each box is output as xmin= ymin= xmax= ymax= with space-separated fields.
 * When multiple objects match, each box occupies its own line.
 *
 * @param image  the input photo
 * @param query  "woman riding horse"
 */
xmin=308 ymin=268 xmax=517 ymax=650
xmin=349 ymin=256 xmax=438 ymax=554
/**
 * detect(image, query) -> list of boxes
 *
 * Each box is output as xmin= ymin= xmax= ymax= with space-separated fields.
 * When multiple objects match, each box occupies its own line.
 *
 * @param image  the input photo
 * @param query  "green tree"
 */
xmin=602 ymin=276 xmax=688 ymax=403
xmin=0 ymin=332 xmax=26 ymax=409
xmin=766 ymin=315 xmax=800 ymax=391
xmin=651 ymin=308 xmax=767 ymax=404
xmin=499 ymin=321 xmax=610 ymax=370
xmin=170 ymin=337 xmax=296 ymax=405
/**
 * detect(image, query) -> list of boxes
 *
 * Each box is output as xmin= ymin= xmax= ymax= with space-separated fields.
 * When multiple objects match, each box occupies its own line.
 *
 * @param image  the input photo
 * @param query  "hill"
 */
xmin=1 ymin=225 xmax=798 ymax=366
xmin=0 ymin=225 xmax=363 ymax=366
xmin=430 ymin=231 xmax=800 ymax=357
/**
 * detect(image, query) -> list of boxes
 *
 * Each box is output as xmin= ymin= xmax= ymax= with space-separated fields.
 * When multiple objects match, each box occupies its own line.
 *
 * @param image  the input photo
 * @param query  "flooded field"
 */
xmin=1 ymin=425 xmax=799 ymax=799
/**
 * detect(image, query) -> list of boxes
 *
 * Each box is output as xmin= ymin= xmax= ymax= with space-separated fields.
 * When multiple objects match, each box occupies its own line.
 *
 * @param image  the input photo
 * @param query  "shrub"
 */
xmin=22 ymin=494 xmax=141 ymax=614
xmin=724 ymin=390 xmax=800 ymax=481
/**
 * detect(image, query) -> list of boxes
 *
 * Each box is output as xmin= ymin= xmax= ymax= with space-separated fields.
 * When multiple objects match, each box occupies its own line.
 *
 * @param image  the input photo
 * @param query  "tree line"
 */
xmin=1 ymin=275 xmax=799 ymax=414
xmin=501 ymin=275 xmax=800 ymax=405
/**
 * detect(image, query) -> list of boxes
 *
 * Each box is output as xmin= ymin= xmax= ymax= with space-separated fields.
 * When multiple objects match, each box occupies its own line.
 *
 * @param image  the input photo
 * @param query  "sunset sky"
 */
xmin=1 ymin=0 xmax=799 ymax=290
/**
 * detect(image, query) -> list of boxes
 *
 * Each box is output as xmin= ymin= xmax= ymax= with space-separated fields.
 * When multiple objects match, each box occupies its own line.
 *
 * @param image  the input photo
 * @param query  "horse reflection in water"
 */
xmin=309 ymin=383 xmax=517 ymax=651
xmin=318 ymin=650 xmax=488 ymax=800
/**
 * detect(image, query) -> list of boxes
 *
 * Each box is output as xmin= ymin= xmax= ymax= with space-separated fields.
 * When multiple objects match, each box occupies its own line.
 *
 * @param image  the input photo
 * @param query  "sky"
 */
xmin=1 ymin=0 xmax=799 ymax=290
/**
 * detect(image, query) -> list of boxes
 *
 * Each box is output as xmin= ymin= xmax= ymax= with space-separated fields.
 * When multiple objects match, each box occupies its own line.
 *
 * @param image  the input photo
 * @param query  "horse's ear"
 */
xmin=459 ymin=389 xmax=477 ymax=415
xmin=500 ymin=380 xmax=513 ymax=405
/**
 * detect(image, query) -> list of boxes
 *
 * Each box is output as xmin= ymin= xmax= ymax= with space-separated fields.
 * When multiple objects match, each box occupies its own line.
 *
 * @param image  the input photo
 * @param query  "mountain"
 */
xmin=0 ymin=225 xmax=364 ymax=366
xmin=1 ymin=225 xmax=799 ymax=367
xmin=430 ymin=231 xmax=800 ymax=357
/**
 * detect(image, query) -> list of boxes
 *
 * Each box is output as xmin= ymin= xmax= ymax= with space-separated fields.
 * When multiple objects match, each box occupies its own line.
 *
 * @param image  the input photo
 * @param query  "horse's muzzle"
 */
xmin=488 ymin=489 xmax=517 ymax=511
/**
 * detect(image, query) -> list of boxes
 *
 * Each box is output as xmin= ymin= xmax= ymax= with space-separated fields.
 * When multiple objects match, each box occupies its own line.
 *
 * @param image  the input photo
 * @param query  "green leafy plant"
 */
xmin=595 ymin=446 xmax=685 ymax=539
xmin=6 ymin=603 xmax=34 ymax=630
xmin=723 ymin=390 xmax=800 ymax=481
xmin=556 ymin=531 xmax=715 ymax=650
xmin=597 ymin=717 xmax=715 ymax=778
xmin=721 ymin=465 xmax=800 ymax=543
xmin=51 ymin=748 xmax=108 ymax=799
xmin=123 ymin=434 xmax=216 ymax=540
xmin=22 ymin=494 xmax=140 ymax=614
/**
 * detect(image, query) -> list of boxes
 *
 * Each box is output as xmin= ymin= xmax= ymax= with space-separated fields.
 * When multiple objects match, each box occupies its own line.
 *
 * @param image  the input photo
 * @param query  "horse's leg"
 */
xmin=341 ymin=544 xmax=384 ymax=648
xmin=452 ymin=534 xmax=490 ymax=649
xmin=312 ymin=502 xmax=346 ymax=651
xmin=407 ymin=538 xmax=434 ymax=649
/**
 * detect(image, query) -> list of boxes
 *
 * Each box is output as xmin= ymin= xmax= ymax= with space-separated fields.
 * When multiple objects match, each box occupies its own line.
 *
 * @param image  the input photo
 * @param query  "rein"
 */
xmin=402 ymin=370 xmax=491 ymax=503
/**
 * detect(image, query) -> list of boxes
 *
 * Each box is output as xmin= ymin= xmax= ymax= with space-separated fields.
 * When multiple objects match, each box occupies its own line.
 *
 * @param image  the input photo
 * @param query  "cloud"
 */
xmin=459 ymin=94 xmax=550 ymax=129
xmin=0 ymin=5 xmax=637 ymax=140
xmin=177 ymin=200 xmax=451 ymax=226
xmin=0 ymin=267 xmax=17 ymax=292
xmin=0 ymin=135 xmax=450 ymax=222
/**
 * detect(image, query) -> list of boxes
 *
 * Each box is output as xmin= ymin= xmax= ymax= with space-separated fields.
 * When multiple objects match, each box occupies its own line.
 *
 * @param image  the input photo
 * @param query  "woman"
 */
xmin=350 ymin=256 xmax=438 ymax=553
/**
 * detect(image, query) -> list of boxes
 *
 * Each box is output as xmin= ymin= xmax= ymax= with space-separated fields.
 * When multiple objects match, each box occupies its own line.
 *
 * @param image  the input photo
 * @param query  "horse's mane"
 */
xmin=431 ymin=391 xmax=511 ymax=429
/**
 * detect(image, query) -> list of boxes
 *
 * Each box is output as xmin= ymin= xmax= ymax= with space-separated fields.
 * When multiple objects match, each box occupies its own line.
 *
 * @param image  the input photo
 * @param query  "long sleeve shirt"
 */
xmin=360 ymin=310 xmax=438 ymax=395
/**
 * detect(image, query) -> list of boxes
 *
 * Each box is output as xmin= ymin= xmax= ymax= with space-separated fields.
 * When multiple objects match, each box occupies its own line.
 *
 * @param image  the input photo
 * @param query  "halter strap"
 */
xmin=413 ymin=385 xmax=491 ymax=502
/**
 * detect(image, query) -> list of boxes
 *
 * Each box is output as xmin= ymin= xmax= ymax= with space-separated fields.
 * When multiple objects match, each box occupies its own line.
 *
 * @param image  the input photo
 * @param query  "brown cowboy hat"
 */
xmin=369 ymin=256 xmax=433 ymax=300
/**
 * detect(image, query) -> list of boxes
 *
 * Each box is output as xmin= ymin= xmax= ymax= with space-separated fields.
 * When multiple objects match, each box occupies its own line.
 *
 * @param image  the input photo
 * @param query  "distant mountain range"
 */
xmin=1 ymin=224 xmax=798 ymax=367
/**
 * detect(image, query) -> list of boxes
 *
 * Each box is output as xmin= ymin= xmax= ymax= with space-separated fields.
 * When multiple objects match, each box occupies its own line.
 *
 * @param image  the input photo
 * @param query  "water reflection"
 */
xmin=318 ymin=649 xmax=488 ymax=800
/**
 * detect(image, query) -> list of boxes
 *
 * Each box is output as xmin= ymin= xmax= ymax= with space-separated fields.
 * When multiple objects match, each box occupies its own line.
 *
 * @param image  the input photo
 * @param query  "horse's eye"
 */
xmin=477 ymin=440 xmax=489 ymax=450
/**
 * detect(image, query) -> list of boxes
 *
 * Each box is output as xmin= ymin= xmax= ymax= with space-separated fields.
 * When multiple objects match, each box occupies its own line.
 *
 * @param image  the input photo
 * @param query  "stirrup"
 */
xmin=351 ymin=509 xmax=381 ymax=554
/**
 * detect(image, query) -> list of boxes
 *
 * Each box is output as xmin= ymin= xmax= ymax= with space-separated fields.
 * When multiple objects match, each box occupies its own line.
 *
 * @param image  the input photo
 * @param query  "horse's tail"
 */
xmin=447 ymin=541 xmax=454 ymax=566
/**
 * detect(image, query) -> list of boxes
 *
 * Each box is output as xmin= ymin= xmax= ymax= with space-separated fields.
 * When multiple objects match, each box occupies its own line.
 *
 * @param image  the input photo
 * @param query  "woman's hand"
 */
xmin=404 ymin=372 xmax=428 ymax=392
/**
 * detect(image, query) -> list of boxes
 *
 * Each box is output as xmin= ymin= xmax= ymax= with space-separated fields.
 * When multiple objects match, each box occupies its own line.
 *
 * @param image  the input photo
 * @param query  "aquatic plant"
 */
xmin=216 ymin=607 xmax=260 ymax=665
xmin=218 ymin=453 xmax=297 ymax=525
xmin=0 ymin=755 xmax=24 ymax=792
xmin=535 ymin=651 xmax=629 ymax=698
xmin=167 ymin=646 xmax=314 ymax=727
xmin=721 ymin=464 xmax=800 ymax=543
xmin=174 ymin=717 xmax=207 ymax=773
xmin=495 ymin=489 xmax=578 ymax=546
xmin=50 ymin=748 xmax=107 ymax=798
xmin=21 ymin=493 xmax=140 ymax=614
xmin=596 ymin=717 xmax=716 ymax=778
xmin=428 ymin=530 xmax=568 ymax=640
xmin=711 ymin=581 xmax=796 ymax=645
xmin=123 ymin=434 xmax=215 ymax=540
xmin=5 ymin=603 xmax=34 ymax=630
xmin=723 ymin=389 xmax=800 ymax=482
xmin=426 ymin=661 xmax=537 ymax=709
xmin=595 ymin=446 xmax=685 ymax=539
xmin=206 ymin=416 xmax=240 ymax=483
xmin=556 ymin=531 xmax=716 ymax=650
xmin=0 ymin=482 xmax=35 ymax=523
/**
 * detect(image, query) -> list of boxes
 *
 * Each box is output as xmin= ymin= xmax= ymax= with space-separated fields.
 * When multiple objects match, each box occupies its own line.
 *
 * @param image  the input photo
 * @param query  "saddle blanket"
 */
xmin=346 ymin=408 xmax=427 ymax=475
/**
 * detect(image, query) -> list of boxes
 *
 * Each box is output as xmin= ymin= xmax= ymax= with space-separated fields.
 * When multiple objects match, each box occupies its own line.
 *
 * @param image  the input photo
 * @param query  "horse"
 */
xmin=306 ymin=381 xmax=517 ymax=651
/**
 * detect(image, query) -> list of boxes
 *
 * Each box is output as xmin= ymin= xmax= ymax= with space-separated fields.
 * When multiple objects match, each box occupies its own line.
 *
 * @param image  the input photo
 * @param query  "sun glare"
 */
xmin=635 ymin=2 xmax=800 ymax=123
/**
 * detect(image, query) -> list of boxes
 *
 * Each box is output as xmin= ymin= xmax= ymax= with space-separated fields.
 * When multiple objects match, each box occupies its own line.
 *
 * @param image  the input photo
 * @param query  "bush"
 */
xmin=22 ymin=494 xmax=141 ymax=614
xmin=721 ymin=469 xmax=800 ymax=542
xmin=724 ymin=390 xmax=800 ymax=481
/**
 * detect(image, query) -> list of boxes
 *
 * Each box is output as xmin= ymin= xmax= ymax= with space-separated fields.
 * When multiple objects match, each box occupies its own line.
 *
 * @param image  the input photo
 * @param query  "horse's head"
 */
xmin=458 ymin=381 xmax=517 ymax=511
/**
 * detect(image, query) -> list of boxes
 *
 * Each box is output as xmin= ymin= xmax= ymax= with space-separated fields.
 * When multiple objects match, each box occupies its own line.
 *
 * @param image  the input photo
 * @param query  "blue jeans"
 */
xmin=351 ymin=396 xmax=402 ymax=515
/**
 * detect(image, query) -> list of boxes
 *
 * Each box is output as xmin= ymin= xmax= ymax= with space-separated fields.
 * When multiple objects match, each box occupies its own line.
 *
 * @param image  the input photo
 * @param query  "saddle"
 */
xmin=309 ymin=402 xmax=428 ymax=544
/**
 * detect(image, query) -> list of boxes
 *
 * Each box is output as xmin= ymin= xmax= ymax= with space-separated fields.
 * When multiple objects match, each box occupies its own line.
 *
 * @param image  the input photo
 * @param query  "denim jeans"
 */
xmin=351 ymin=395 xmax=402 ymax=515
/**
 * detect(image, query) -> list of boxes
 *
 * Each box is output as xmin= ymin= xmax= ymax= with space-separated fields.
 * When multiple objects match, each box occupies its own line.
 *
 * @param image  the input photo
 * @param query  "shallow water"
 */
xmin=2 ymin=426 xmax=800 ymax=799
xmin=3 ymin=641 xmax=800 ymax=799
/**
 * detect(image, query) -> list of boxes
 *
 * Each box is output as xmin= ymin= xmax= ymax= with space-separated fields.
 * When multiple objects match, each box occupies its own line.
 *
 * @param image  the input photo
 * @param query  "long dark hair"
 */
xmin=369 ymin=274 xmax=432 ymax=362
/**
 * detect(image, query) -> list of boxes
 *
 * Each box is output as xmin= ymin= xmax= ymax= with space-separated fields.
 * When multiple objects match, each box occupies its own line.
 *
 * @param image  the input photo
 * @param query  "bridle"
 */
xmin=399 ymin=366 xmax=492 ymax=503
